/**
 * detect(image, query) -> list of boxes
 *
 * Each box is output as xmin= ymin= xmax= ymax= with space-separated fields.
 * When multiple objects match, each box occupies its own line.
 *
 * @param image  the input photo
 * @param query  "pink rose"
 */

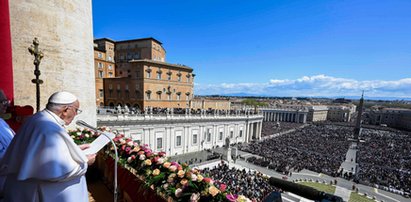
xmin=203 ymin=178 xmax=213 ymax=184
xmin=156 ymin=157 xmax=165 ymax=165
xmin=169 ymin=165 xmax=177 ymax=172
xmin=220 ymin=183 xmax=227 ymax=192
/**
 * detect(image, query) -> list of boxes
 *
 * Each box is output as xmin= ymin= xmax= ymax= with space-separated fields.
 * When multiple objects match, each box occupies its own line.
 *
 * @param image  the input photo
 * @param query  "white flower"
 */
xmin=127 ymin=141 xmax=134 ymax=146
xmin=157 ymin=157 xmax=164 ymax=164
xmin=175 ymin=188 xmax=183 ymax=198
xmin=191 ymin=174 xmax=198 ymax=181
xmin=127 ymin=157 xmax=133 ymax=163
xmin=139 ymin=154 xmax=146 ymax=160
xmin=85 ymin=134 xmax=90 ymax=138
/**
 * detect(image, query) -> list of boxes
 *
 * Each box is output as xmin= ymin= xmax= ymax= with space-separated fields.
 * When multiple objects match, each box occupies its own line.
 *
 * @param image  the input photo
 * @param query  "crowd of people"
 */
xmin=357 ymin=128 xmax=411 ymax=194
xmin=201 ymin=162 xmax=280 ymax=202
xmin=261 ymin=121 xmax=304 ymax=137
xmin=98 ymin=106 xmax=260 ymax=116
xmin=239 ymin=124 xmax=352 ymax=176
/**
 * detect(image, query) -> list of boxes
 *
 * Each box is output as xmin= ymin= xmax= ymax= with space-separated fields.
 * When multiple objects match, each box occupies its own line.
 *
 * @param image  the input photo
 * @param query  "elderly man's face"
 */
xmin=61 ymin=100 xmax=80 ymax=125
xmin=0 ymin=91 xmax=9 ymax=114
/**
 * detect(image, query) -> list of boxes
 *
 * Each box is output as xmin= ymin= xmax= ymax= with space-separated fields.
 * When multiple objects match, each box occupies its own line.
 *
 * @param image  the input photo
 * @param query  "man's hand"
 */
xmin=86 ymin=154 xmax=96 ymax=165
xmin=78 ymin=144 xmax=90 ymax=150
xmin=79 ymin=144 xmax=96 ymax=165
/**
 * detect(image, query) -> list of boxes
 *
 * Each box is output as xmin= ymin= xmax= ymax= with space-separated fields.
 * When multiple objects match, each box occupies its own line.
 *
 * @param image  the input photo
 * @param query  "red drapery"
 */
xmin=0 ymin=0 xmax=14 ymax=102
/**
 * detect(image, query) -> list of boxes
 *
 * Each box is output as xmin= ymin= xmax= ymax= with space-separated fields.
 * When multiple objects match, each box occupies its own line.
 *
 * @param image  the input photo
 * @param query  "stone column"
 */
xmin=10 ymin=0 xmax=96 ymax=127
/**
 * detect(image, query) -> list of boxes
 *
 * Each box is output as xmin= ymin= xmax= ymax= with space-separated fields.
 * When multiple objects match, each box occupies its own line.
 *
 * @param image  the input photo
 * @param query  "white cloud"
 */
xmin=194 ymin=75 xmax=411 ymax=98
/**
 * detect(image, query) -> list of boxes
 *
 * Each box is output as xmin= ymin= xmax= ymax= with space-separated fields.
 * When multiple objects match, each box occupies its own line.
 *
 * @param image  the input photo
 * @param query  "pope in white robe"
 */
xmin=0 ymin=91 xmax=95 ymax=202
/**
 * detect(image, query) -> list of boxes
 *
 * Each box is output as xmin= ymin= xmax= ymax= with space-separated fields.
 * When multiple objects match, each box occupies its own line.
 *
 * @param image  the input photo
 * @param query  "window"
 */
xmin=178 ymin=75 xmax=181 ymax=81
xmin=108 ymin=72 xmax=113 ymax=77
xmin=108 ymin=56 xmax=112 ymax=61
xmin=176 ymin=136 xmax=182 ymax=147
xmin=157 ymin=72 xmax=162 ymax=80
xmin=177 ymin=94 xmax=180 ymax=100
xmin=207 ymin=129 xmax=211 ymax=142
xmin=147 ymin=71 xmax=151 ymax=78
xmin=230 ymin=131 xmax=234 ymax=138
xmin=157 ymin=93 xmax=161 ymax=100
xmin=98 ymin=62 xmax=103 ymax=69
xmin=156 ymin=138 xmax=163 ymax=150
xmin=98 ymin=52 xmax=102 ymax=58
xmin=219 ymin=131 xmax=223 ymax=141
xmin=99 ymin=89 xmax=103 ymax=97
xmin=108 ymin=65 xmax=113 ymax=70
xmin=193 ymin=134 xmax=197 ymax=144
xmin=239 ymin=130 xmax=243 ymax=137
xmin=168 ymin=94 xmax=171 ymax=100
xmin=98 ymin=71 xmax=104 ymax=78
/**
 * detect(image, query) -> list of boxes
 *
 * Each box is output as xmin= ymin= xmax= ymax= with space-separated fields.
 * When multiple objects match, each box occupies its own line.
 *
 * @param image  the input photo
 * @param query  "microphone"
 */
xmin=76 ymin=120 xmax=100 ymax=132
xmin=268 ymin=177 xmax=343 ymax=202
xmin=76 ymin=120 xmax=118 ymax=202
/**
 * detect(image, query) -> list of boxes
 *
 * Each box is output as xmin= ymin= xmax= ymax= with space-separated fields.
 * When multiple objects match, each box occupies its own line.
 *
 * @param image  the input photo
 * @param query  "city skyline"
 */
xmin=93 ymin=0 xmax=411 ymax=99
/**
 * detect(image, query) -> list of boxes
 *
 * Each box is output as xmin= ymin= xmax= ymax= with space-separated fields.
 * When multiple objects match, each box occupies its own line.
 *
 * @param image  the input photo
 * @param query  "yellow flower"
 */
xmin=236 ymin=195 xmax=251 ymax=202
xmin=153 ymin=169 xmax=160 ymax=176
xmin=208 ymin=185 xmax=220 ymax=197
xmin=144 ymin=159 xmax=152 ymax=166
xmin=177 ymin=170 xmax=185 ymax=178
xmin=197 ymin=174 xmax=203 ymax=182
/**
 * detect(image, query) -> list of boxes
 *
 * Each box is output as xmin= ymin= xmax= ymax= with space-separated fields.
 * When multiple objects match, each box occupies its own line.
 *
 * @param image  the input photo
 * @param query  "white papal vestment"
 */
xmin=0 ymin=110 xmax=89 ymax=202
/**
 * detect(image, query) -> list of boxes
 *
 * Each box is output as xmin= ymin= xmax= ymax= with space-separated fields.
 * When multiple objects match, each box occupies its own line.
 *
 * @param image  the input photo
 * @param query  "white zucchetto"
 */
xmin=48 ymin=91 xmax=77 ymax=104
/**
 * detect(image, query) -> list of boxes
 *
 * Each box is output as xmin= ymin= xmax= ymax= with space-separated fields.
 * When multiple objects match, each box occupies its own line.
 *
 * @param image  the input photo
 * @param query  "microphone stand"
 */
xmin=76 ymin=120 xmax=118 ymax=202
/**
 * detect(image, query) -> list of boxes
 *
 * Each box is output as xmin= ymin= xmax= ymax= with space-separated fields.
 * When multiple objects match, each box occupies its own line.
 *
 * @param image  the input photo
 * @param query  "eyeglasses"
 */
xmin=69 ymin=105 xmax=82 ymax=114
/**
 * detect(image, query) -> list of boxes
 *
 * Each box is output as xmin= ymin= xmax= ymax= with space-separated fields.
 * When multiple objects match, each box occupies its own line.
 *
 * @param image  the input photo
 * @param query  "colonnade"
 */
xmin=262 ymin=110 xmax=307 ymax=123
xmin=245 ymin=121 xmax=262 ymax=142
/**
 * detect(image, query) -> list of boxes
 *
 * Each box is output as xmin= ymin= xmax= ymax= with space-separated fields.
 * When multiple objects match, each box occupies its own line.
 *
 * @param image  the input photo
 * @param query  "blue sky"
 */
xmin=93 ymin=0 xmax=411 ymax=98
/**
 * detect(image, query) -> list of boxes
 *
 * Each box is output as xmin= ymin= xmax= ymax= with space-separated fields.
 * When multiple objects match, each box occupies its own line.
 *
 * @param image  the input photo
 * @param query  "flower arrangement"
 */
xmin=69 ymin=127 xmax=251 ymax=202
xmin=68 ymin=127 xmax=98 ymax=144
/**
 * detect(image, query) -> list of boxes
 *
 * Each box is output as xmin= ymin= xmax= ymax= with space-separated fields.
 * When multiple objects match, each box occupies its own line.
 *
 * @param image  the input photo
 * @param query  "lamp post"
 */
xmin=28 ymin=38 xmax=44 ymax=112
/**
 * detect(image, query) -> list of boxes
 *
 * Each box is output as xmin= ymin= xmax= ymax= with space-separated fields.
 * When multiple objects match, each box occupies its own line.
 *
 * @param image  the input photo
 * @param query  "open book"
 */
xmin=83 ymin=132 xmax=115 ymax=155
